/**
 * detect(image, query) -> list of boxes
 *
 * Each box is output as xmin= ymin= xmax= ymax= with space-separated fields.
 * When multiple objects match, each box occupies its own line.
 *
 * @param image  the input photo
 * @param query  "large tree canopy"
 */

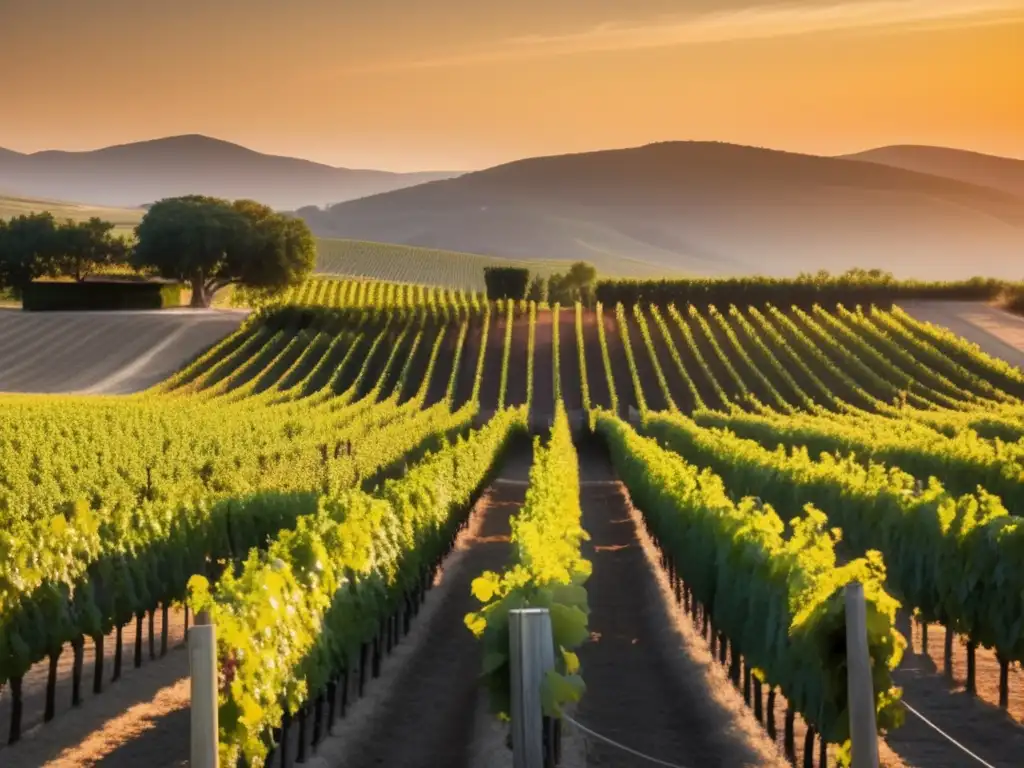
xmin=132 ymin=195 xmax=316 ymax=307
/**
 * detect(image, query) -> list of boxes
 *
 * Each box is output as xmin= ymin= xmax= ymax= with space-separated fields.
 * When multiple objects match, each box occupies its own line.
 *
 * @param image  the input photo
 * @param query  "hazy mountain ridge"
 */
xmin=300 ymin=141 xmax=1024 ymax=281
xmin=0 ymin=134 xmax=460 ymax=210
xmin=842 ymin=145 xmax=1024 ymax=200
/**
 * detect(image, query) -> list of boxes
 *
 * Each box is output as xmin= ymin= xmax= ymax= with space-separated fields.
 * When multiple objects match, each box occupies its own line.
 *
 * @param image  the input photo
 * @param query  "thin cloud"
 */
xmin=351 ymin=0 xmax=1024 ymax=72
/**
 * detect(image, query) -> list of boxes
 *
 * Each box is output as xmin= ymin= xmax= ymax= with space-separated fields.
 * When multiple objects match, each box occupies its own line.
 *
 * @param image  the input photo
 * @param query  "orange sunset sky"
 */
xmin=1 ymin=0 xmax=1023 ymax=171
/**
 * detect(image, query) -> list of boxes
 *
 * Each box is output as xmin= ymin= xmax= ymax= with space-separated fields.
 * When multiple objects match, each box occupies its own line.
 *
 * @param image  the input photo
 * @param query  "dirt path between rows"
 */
xmin=1 ymin=644 xmax=190 ymax=767
xmin=603 ymin=311 xmax=636 ymax=417
xmin=532 ymin=310 xmax=555 ymax=422
xmin=424 ymin=322 xmax=460 ymax=407
xmin=478 ymin=310 xmax=507 ymax=412
xmin=559 ymin=308 xmax=584 ymax=412
xmin=454 ymin=314 xmax=486 ymax=409
xmin=882 ymin=613 xmax=1024 ymax=768
xmin=0 ymin=608 xmax=187 ymax=752
xmin=505 ymin=313 xmax=530 ymax=408
xmin=308 ymin=437 xmax=532 ymax=768
xmin=573 ymin=437 xmax=787 ymax=767
xmin=581 ymin=310 xmax=612 ymax=411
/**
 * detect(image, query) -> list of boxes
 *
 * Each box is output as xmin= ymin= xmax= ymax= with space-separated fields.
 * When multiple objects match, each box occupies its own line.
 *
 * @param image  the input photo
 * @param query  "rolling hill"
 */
xmin=0 ymin=135 xmax=459 ymax=210
xmin=0 ymin=194 xmax=145 ymax=234
xmin=842 ymin=145 xmax=1024 ymax=200
xmin=300 ymin=141 xmax=1024 ymax=281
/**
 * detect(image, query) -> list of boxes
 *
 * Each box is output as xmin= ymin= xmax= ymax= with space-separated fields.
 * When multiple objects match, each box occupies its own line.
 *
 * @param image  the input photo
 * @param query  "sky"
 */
xmin=1 ymin=0 xmax=1022 ymax=171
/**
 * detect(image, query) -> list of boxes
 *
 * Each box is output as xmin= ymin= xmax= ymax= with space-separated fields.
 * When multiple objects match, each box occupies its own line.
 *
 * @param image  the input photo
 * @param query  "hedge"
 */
xmin=483 ymin=267 xmax=530 ymax=301
xmin=594 ymin=276 xmax=1009 ymax=309
xmin=23 ymin=280 xmax=182 ymax=311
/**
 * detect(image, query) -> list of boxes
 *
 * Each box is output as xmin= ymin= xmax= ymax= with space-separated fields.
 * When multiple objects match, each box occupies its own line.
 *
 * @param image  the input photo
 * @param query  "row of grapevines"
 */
xmin=467 ymin=403 xmax=590 ymax=718
xmin=632 ymin=304 xmax=677 ymax=412
xmin=890 ymin=306 xmax=1024 ymax=393
xmin=0 ymin=396 xmax=475 ymax=689
xmin=666 ymin=305 xmax=731 ymax=411
xmin=616 ymin=302 xmax=647 ymax=413
xmin=691 ymin=407 xmax=1024 ymax=509
xmin=498 ymin=301 xmax=515 ymax=410
xmin=754 ymin=305 xmax=880 ymax=412
xmin=575 ymin=302 xmax=591 ymax=411
xmin=445 ymin=319 xmax=470 ymax=406
xmin=869 ymin=308 xmax=1017 ymax=405
xmin=649 ymin=305 xmax=705 ymax=411
xmin=789 ymin=307 xmax=935 ymax=411
xmin=806 ymin=306 xmax=958 ymax=410
xmin=726 ymin=306 xmax=815 ymax=412
xmin=689 ymin=306 xmax=762 ymax=411
xmin=596 ymin=412 xmax=903 ymax=763
xmin=595 ymin=303 xmax=619 ymax=415
xmin=710 ymin=306 xmax=795 ymax=412
xmin=190 ymin=407 xmax=526 ymax=766
xmin=834 ymin=306 xmax=985 ymax=407
xmin=641 ymin=412 xmax=1024 ymax=667
xmin=470 ymin=306 xmax=492 ymax=406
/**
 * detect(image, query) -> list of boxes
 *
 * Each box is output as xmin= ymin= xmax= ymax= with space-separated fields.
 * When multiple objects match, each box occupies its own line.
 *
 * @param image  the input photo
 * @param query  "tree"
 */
xmin=55 ymin=217 xmax=130 ymax=281
xmin=526 ymin=274 xmax=547 ymax=302
xmin=547 ymin=261 xmax=597 ymax=306
xmin=132 ymin=196 xmax=316 ymax=307
xmin=0 ymin=212 xmax=61 ymax=294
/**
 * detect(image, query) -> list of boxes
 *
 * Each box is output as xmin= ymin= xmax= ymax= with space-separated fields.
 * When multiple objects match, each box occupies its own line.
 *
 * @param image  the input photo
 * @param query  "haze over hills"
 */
xmin=843 ymin=146 xmax=1024 ymax=200
xmin=0 ymin=135 xmax=460 ymax=211
xmin=299 ymin=141 xmax=1024 ymax=281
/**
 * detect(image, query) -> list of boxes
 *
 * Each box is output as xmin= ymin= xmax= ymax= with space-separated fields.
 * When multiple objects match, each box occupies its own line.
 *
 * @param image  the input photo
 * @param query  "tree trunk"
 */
xmin=190 ymin=277 xmax=210 ymax=308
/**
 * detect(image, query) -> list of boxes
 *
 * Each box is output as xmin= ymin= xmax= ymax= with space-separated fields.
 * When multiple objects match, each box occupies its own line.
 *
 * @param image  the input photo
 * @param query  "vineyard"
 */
xmin=3 ymin=277 xmax=1024 ymax=767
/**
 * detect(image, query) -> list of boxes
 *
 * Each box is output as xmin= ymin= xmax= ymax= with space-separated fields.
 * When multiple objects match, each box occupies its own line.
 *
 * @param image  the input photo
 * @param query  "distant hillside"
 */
xmin=2 ymin=194 xmax=598 ymax=290
xmin=301 ymin=141 xmax=1024 ymax=281
xmin=843 ymin=146 xmax=1024 ymax=199
xmin=0 ymin=135 xmax=460 ymax=210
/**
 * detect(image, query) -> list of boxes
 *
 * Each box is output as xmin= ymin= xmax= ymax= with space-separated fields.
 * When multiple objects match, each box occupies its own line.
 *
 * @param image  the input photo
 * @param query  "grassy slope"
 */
xmin=0 ymin=194 xmax=144 ymax=235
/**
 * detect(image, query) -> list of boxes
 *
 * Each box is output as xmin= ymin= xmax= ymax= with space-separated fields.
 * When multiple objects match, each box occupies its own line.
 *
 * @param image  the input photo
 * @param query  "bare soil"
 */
xmin=399 ymin=324 xmax=435 ymax=403
xmin=454 ymin=314 xmax=486 ymax=409
xmin=580 ymin=310 xmax=612 ymax=411
xmin=559 ymin=309 xmax=584 ymax=412
xmin=881 ymin=613 xmax=1024 ymax=768
xmin=307 ymin=437 xmax=532 ymax=768
xmin=478 ymin=310 xmax=507 ymax=412
xmin=425 ymin=321 xmax=460 ymax=406
xmin=0 ymin=607 xmax=187 ymax=749
xmin=574 ymin=437 xmax=788 ymax=767
xmin=0 ymin=624 xmax=190 ymax=767
xmin=0 ymin=310 xmax=245 ymax=394
xmin=603 ymin=310 xmax=636 ymax=417
xmin=532 ymin=310 xmax=555 ymax=421
xmin=504 ymin=312 xmax=530 ymax=408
